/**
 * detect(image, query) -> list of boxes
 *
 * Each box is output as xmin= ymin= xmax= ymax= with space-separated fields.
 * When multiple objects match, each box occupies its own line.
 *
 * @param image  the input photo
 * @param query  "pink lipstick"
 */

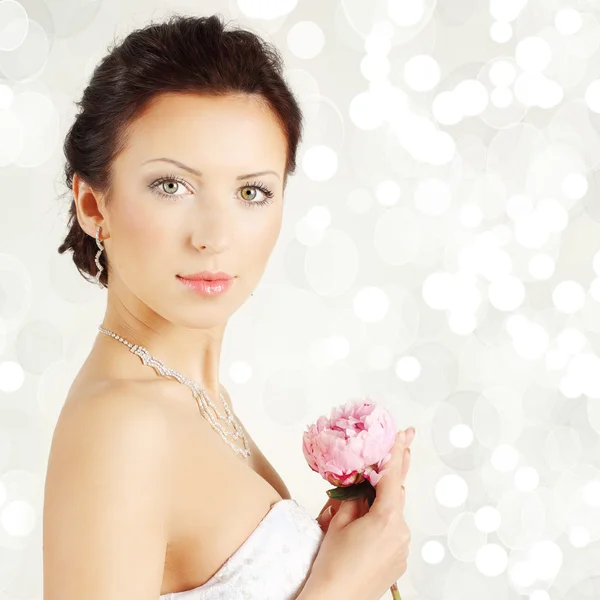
xmin=176 ymin=271 xmax=234 ymax=296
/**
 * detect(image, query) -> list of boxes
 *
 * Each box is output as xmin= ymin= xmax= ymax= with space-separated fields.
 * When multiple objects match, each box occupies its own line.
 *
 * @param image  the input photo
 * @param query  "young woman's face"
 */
xmin=103 ymin=92 xmax=288 ymax=327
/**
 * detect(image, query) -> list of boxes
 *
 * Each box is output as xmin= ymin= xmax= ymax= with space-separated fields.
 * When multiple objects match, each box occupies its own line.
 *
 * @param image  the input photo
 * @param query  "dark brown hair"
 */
xmin=57 ymin=13 xmax=303 ymax=288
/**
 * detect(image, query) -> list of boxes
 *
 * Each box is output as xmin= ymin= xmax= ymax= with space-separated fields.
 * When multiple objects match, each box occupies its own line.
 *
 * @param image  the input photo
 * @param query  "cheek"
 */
xmin=113 ymin=199 xmax=168 ymax=262
xmin=234 ymin=216 xmax=280 ymax=277
xmin=249 ymin=213 xmax=282 ymax=259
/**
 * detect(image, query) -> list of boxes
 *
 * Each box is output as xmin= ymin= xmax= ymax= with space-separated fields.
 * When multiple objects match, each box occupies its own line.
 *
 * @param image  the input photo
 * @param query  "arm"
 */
xmin=295 ymin=589 xmax=327 ymax=600
xmin=295 ymin=577 xmax=338 ymax=600
xmin=43 ymin=384 xmax=172 ymax=600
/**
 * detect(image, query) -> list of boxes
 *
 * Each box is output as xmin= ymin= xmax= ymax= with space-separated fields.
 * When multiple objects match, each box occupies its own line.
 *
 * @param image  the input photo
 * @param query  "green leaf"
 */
xmin=325 ymin=479 xmax=376 ymax=505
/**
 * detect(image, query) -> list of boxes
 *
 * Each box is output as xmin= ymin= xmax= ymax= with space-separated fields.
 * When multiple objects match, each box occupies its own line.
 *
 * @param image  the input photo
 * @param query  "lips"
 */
xmin=177 ymin=271 xmax=233 ymax=281
xmin=177 ymin=274 xmax=235 ymax=296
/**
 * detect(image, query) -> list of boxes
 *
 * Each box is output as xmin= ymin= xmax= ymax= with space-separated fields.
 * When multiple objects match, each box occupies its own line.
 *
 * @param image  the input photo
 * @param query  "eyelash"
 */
xmin=148 ymin=174 xmax=275 ymax=207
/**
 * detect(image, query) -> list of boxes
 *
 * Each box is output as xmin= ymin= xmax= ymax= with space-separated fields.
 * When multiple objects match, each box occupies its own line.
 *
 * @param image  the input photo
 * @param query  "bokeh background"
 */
xmin=2 ymin=0 xmax=600 ymax=598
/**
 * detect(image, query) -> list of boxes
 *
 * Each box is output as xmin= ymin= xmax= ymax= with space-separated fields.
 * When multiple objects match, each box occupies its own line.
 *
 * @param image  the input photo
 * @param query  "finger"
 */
xmin=400 ymin=446 xmax=411 ymax=485
xmin=370 ymin=431 xmax=408 ymax=515
xmin=317 ymin=498 xmax=342 ymax=519
xmin=316 ymin=501 xmax=329 ymax=519
xmin=317 ymin=506 xmax=334 ymax=532
xmin=405 ymin=427 xmax=416 ymax=447
xmin=331 ymin=497 xmax=364 ymax=529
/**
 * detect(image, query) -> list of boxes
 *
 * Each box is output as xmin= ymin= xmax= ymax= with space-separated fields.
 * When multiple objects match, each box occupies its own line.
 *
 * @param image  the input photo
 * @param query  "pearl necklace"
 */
xmin=97 ymin=326 xmax=251 ymax=460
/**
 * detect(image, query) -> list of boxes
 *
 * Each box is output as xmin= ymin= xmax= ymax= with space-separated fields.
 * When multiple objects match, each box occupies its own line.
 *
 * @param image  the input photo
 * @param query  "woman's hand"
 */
xmin=317 ymin=496 xmax=372 ymax=534
xmin=301 ymin=427 xmax=415 ymax=600
xmin=315 ymin=427 xmax=416 ymax=534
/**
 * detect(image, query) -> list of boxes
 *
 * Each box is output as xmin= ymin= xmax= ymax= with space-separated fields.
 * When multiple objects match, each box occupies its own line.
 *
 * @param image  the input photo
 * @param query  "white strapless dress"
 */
xmin=159 ymin=498 xmax=325 ymax=600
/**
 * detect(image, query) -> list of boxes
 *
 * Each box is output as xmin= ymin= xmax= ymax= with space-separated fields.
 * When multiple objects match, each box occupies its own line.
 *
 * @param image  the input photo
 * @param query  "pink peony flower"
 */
xmin=303 ymin=397 xmax=405 ymax=600
xmin=302 ymin=397 xmax=398 ymax=488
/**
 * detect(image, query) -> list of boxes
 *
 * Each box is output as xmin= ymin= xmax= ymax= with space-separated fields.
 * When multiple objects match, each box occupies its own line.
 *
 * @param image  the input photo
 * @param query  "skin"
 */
xmin=72 ymin=88 xmax=336 ymax=527
xmin=46 ymin=91 xmax=415 ymax=598
xmin=71 ymin=90 xmax=409 ymax=519
xmin=73 ymin=91 xmax=287 ymax=396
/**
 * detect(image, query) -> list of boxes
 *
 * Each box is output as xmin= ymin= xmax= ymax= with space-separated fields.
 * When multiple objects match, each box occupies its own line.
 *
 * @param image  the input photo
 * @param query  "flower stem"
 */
xmin=389 ymin=581 xmax=402 ymax=599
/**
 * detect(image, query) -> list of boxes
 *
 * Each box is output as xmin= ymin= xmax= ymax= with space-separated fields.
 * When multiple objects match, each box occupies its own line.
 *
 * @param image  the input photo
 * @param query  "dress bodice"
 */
xmin=159 ymin=498 xmax=325 ymax=600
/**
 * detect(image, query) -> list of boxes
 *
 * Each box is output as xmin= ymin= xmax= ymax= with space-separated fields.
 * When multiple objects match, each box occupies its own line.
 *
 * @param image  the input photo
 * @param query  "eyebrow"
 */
xmin=141 ymin=157 xmax=281 ymax=180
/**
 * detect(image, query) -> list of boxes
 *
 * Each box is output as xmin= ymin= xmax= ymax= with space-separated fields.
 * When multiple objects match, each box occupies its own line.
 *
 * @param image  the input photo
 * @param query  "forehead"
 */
xmin=120 ymin=92 xmax=288 ymax=173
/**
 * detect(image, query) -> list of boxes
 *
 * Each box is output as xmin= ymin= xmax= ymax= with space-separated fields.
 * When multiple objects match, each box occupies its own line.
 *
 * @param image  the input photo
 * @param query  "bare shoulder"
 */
xmin=63 ymin=375 xmax=197 ymax=434
xmin=51 ymin=379 xmax=174 ymax=473
xmin=43 ymin=380 xmax=174 ymax=599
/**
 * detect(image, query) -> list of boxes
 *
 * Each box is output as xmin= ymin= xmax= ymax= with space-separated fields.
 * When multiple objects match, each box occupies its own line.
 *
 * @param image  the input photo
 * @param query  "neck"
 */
xmin=95 ymin=322 xmax=223 ymax=395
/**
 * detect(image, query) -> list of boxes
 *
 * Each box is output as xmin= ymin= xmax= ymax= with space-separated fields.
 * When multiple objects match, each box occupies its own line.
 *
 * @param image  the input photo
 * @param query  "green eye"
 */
xmin=241 ymin=187 xmax=258 ymax=201
xmin=162 ymin=181 xmax=180 ymax=194
xmin=239 ymin=181 xmax=275 ymax=207
xmin=148 ymin=174 xmax=191 ymax=200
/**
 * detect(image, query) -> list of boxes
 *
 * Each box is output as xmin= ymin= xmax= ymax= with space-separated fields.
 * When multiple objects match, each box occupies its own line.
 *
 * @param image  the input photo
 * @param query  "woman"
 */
xmin=43 ymin=13 xmax=414 ymax=600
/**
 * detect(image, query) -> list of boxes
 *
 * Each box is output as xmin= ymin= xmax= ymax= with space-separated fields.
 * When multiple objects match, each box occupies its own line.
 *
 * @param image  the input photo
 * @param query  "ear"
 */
xmin=72 ymin=172 xmax=108 ymax=238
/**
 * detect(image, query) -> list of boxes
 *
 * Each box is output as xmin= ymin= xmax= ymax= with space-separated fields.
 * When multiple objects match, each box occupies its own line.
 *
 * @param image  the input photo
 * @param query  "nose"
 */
xmin=190 ymin=204 xmax=232 ymax=254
